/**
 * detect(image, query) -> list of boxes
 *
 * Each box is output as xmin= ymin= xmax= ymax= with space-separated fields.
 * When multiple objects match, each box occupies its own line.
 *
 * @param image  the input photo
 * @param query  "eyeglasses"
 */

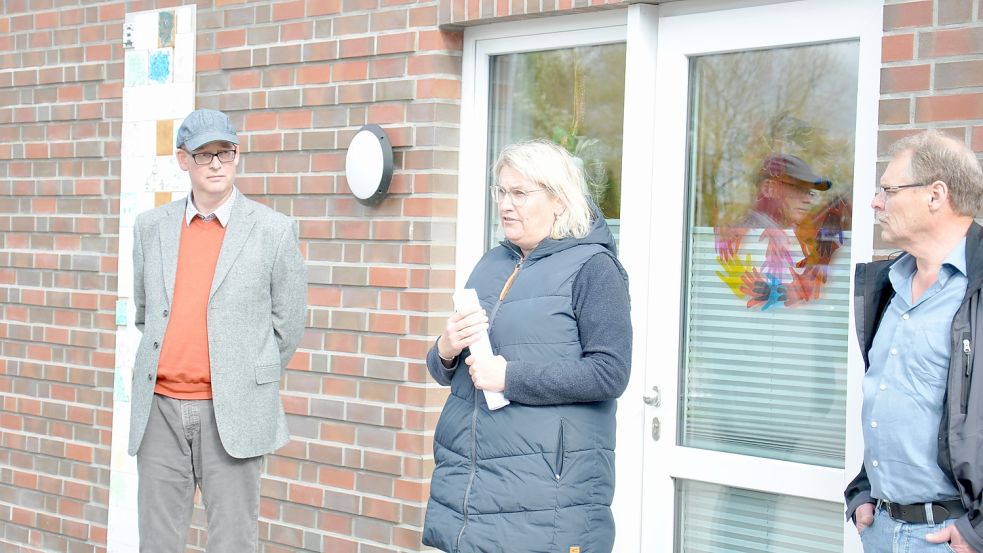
xmin=491 ymin=185 xmax=548 ymax=207
xmin=875 ymin=182 xmax=929 ymax=196
xmin=186 ymin=147 xmax=237 ymax=166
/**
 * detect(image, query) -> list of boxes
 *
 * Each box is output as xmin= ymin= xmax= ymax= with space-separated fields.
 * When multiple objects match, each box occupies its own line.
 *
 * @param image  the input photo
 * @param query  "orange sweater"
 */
xmin=154 ymin=216 xmax=227 ymax=399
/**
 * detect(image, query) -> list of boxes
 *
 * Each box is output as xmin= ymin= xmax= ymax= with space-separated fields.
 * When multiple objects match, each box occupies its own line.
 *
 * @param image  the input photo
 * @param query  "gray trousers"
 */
xmin=137 ymin=394 xmax=263 ymax=553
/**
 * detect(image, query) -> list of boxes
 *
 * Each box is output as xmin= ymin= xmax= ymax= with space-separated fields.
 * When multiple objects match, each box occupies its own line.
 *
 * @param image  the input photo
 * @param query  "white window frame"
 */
xmin=455 ymin=1 xmax=881 ymax=551
xmin=457 ymin=12 xmax=655 ymax=552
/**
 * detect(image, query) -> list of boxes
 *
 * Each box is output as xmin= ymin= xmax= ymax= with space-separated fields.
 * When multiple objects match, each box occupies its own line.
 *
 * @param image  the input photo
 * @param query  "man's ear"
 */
xmin=176 ymin=148 xmax=191 ymax=171
xmin=928 ymin=180 xmax=948 ymax=212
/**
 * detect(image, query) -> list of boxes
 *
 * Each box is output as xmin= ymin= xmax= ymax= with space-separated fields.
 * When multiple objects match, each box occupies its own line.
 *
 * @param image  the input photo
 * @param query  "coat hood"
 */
xmin=502 ymin=199 xmax=617 ymax=262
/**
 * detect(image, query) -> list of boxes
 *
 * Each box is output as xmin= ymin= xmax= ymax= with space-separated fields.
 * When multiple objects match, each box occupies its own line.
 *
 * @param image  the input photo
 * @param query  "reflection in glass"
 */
xmin=486 ymin=44 xmax=626 ymax=249
xmin=679 ymin=42 xmax=860 ymax=468
xmin=675 ymin=480 xmax=844 ymax=553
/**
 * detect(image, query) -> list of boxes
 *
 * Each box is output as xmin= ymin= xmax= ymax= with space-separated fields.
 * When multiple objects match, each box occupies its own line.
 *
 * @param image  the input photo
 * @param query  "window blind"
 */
xmin=680 ymin=227 xmax=851 ymax=468
xmin=676 ymin=480 xmax=844 ymax=553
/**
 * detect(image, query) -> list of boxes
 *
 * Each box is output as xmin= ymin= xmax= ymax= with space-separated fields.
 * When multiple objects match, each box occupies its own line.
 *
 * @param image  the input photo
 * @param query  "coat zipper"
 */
xmin=555 ymin=420 xmax=565 ymax=480
xmin=455 ymin=255 xmax=523 ymax=551
xmin=961 ymin=337 xmax=972 ymax=414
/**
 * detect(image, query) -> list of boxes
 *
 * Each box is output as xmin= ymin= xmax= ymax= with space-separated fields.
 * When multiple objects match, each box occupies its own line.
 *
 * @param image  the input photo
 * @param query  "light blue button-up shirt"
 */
xmin=862 ymin=238 xmax=967 ymax=504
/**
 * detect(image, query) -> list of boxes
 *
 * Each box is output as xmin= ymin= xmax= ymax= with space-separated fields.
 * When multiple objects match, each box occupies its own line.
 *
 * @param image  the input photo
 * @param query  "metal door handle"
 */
xmin=643 ymin=386 xmax=661 ymax=407
xmin=651 ymin=417 xmax=661 ymax=441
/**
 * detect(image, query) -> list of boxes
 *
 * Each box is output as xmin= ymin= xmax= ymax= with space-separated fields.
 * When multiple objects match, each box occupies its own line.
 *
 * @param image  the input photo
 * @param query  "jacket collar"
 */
xmin=857 ymin=222 xmax=983 ymax=368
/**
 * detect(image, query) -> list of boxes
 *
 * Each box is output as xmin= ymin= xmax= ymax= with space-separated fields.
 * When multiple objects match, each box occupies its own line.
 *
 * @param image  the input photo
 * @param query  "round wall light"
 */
xmin=345 ymin=124 xmax=393 ymax=205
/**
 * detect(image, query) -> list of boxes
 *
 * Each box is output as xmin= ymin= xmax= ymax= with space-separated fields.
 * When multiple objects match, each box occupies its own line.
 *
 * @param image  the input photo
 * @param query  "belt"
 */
xmin=877 ymin=499 xmax=966 ymax=524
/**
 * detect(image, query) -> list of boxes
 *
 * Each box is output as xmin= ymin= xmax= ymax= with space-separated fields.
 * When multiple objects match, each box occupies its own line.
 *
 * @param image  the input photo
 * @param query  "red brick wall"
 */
xmin=1 ymin=0 xmax=463 ymax=551
xmin=876 ymin=0 xmax=983 ymax=253
xmin=3 ymin=0 xmax=982 ymax=551
xmin=437 ymin=0 xmax=628 ymax=26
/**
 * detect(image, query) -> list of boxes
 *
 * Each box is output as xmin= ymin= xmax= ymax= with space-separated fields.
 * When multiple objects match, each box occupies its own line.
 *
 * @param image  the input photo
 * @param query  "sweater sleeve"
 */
xmin=504 ymin=252 xmax=632 ymax=405
xmin=427 ymin=337 xmax=466 ymax=386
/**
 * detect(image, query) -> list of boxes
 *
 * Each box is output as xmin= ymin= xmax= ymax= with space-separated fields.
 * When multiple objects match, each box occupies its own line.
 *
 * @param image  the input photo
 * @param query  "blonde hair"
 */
xmin=492 ymin=139 xmax=593 ymax=239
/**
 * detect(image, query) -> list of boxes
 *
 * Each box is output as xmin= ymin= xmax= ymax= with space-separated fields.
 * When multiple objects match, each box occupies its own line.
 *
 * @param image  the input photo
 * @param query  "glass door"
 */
xmin=641 ymin=1 xmax=881 ymax=551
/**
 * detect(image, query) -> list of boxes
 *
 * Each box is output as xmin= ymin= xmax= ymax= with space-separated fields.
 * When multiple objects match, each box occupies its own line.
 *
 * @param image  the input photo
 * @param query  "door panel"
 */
xmin=640 ymin=1 xmax=881 ymax=551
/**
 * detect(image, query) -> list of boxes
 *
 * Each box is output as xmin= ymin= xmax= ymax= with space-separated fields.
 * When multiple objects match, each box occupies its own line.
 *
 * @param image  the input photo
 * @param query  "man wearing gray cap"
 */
xmin=715 ymin=152 xmax=844 ymax=309
xmin=128 ymin=108 xmax=307 ymax=552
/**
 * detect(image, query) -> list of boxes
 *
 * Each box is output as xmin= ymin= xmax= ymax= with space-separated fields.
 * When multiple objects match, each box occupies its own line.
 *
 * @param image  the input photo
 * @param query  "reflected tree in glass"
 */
xmin=486 ymin=44 xmax=627 ymax=249
xmin=680 ymin=41 xmax=860 ymax=469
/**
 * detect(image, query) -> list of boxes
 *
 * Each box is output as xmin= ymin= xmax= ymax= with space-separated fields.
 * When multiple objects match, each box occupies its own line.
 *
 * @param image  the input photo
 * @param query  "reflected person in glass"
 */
xmin=715 ymin=153 xmax=847 ymax=310
xmin=845 ymin=130 xmax=983 ymax=553
xmin=422 ymin=139 xmax=632 ymax=553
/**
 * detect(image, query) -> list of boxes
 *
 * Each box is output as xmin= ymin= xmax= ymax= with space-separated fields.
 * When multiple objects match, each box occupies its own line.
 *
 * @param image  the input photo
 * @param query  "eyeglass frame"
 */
xmin=875 ymin=182 xmax=930 ymax=197
xmin=490 ymin=184 xmax=549 ymax=207
xmin=184 ymin=146 xmax=238 ymax=166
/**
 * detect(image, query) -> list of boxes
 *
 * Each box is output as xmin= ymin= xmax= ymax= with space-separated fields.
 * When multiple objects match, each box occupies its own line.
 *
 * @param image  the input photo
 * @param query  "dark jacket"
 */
xmin=422 ymin=213 xmax=631 ymax=553
xmin=845 ymin=222 xmax=983 ymax=551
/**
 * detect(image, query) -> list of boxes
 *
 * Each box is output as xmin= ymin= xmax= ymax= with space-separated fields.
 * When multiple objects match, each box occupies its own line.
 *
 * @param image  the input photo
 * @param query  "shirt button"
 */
xmin=890 ymin=348 xmax=898 ymax=356
xmin=880 ymin=384 xmax=887 ymax=391
xmin=147 ymin=374 xmax=152 ymax=381
xmin=153 ymin=341 xmax=159 ymax=349
xmin=870 ymin=421 xmax=878 ymax=428
xmin=163 ymin=309 xmax=169 ymax=317
xmin=902 ymin=313 xmax=909 ymax=320
xmin=872 ymin=460 xmax=879 ymax=467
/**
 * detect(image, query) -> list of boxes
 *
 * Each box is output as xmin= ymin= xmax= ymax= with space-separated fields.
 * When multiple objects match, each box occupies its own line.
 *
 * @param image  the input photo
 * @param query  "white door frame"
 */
xmin=457 ymin=11 xmax=651 ymax=552
xmin=639 ymin=0 xmax=881 ymax=551
xmin=456 ymin=1 xmax=881 ymax=550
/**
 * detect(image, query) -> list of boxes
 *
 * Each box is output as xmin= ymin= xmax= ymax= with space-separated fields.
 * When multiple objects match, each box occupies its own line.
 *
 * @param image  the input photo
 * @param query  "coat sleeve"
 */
xmin=427 ymin=339 xmax=466 ymax=386
xmin=844 ymin=464 xmax=874 ymax=522
xmin=271 ymin=220 xmax=308 ymax=369
xmin=504 ymin=253 xmax=632 ymax=405
xmin=954 ymin=508 xmax=983 ymax=552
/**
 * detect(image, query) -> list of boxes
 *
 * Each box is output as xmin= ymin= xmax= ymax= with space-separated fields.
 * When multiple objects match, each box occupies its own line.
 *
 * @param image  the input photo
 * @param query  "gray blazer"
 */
xmin=128 ymin=195 xmax=307 ymax=459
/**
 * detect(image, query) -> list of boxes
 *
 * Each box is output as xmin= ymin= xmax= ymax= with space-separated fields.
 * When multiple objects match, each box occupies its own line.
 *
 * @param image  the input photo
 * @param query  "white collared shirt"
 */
xmin=185 ymin=187 xmax=237 ymax=227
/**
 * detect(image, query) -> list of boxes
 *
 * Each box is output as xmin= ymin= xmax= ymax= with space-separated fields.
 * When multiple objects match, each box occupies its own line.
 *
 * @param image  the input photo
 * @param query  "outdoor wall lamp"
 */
xmin=344 ymin=124 xmax=393 ymax=205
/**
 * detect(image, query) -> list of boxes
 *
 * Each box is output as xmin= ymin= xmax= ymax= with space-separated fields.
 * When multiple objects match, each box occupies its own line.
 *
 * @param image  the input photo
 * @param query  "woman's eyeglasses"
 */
xmin=490 ymin=185 xmax=547 ymax=206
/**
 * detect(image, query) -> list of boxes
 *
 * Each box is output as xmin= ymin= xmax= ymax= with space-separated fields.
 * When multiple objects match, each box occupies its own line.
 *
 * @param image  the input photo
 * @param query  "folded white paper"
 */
xmin=453 ymin=288 xmax=509 ymax=410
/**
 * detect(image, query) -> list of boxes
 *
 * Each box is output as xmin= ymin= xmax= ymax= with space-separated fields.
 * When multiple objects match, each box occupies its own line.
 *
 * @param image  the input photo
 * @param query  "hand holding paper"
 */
xmin=453 ymin=289 xmax=510 ymax=410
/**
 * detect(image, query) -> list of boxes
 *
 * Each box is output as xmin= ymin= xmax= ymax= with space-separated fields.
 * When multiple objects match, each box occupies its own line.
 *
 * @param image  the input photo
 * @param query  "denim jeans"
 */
xmin=860 ymin=504 xmax=957 ymax=553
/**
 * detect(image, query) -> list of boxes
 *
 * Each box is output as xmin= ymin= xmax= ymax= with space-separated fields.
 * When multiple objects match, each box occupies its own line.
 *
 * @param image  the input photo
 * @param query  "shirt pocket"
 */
xmin=906 ymin=320 xmax=952 ymax=394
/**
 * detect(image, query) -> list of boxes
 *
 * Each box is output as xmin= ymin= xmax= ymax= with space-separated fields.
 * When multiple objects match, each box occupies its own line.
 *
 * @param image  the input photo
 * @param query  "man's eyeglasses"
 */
xmin=876 ymin=182 xmax=929 ymax=196
xmin=186 ymin=148 xmax=237 ymax=166
xmin=490 ymin=185 xmax=547 ymax=207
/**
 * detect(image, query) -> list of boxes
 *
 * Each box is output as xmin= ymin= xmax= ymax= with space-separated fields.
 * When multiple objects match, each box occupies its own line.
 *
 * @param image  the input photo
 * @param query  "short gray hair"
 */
xmin=492 ymin=139 xmax=594 ymax=240
xmin=889 ymin=130 xmax=983 ymax=216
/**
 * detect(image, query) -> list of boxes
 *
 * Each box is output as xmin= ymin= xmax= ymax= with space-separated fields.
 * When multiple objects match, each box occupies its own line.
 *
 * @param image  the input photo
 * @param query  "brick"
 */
xmin=939 ymin=0 xmax=972 ymax=24
xmin=279 ymin=110 xmax=313 ymax=129
xmin=308 ymin=0 xmax=342 ymax=16
xmin=936 ymin=60 xmax=983 ymax=90
xmin=273 ymin=0 xmax=306 ymax=21
xmin=880 ymin=64 xmax=929 ymax=93
xmin=333 ymin=60 xmax=368 ymax=82
xmin=297 ymin=64 xmax=331 ymax=84
xmin=919 ymin=28 xmax=983 ymax=58
xmin=881 ymin=33 xmax=913 ymax=62
xmin=216 ymin=29 xmax=246 ymax=49
xmin=915 ymin=94 xmax=983 ymax=122
xmin=334 ymin=14 xmax=369 ymax=35
xmin=339 ymin=37 xmax=374 ymax=58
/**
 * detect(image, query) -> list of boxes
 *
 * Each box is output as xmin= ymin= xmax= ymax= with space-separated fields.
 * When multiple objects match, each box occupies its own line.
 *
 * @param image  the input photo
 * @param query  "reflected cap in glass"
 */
xmin=176 ymin=108 xmax=239 ymax=151
xmin=758 ymin=153 xmax=832 ymax=191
